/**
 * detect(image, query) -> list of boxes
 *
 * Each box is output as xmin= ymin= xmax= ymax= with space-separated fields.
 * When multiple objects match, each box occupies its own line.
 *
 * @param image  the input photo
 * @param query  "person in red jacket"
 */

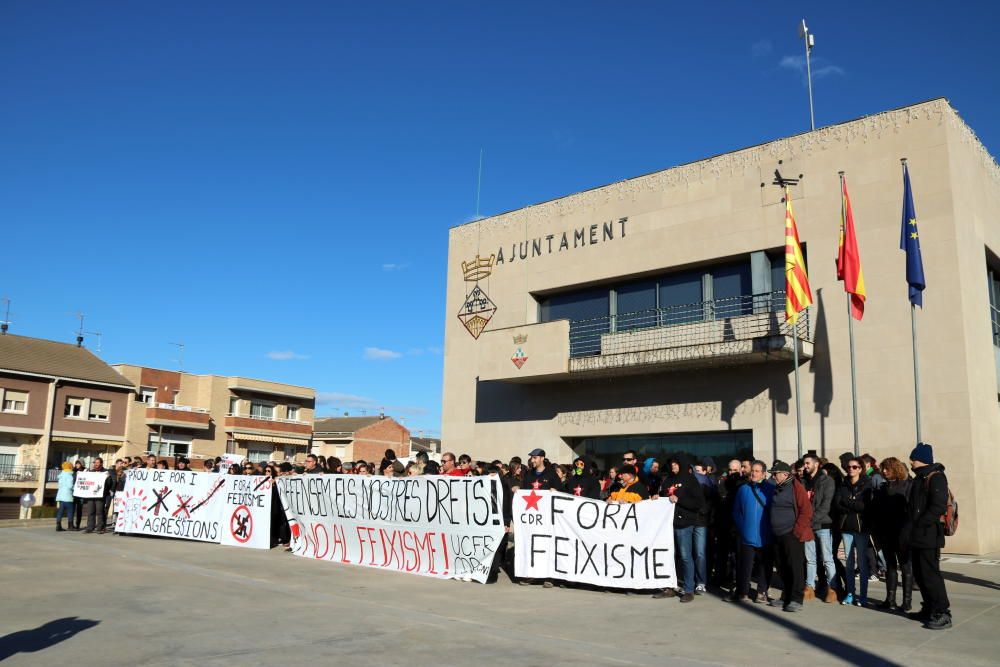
xmin=767 ymin=460 xmax=814 ymax=612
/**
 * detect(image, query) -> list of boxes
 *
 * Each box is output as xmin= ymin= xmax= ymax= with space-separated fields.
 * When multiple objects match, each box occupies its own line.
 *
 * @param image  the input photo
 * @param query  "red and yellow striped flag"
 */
xmin=784 ymin=190 xmax=813 ymax=323
xmin=837 ymin=175 xmax=866 ymax=320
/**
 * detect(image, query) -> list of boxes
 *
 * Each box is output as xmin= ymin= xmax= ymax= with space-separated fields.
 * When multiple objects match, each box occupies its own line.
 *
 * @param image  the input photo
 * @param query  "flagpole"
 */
xmin=902 ymin=158 xmax=923 ymax=443
xmin=792 ymin=313 xmax=804 ymax=459
xmin=839 ymin=171 xmax=861 ymax=456
xmin=911 ymin=303 xmax=922 ymax=443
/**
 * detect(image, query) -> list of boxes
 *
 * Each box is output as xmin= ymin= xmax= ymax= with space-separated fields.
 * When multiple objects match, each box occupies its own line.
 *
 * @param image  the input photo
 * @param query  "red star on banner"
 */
xmin=523 ymin=490 xmax=542 ymax=511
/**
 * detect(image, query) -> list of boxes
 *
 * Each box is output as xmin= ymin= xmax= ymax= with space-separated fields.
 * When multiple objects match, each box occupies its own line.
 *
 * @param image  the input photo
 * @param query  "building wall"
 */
xmin=0 ymin=373 xmax=50 ymax=432
xmin=352 ymin=419 xmax=411 ymax=464
xmin=51 ymin=382 xmax=129 ymax=438
xmin=442 ymin=99 xmax=998 ymax=553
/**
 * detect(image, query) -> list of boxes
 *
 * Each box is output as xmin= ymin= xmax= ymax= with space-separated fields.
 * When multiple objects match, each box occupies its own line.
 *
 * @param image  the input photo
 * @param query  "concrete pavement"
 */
xmin=1 ymin=525 xmax=998 ymax=666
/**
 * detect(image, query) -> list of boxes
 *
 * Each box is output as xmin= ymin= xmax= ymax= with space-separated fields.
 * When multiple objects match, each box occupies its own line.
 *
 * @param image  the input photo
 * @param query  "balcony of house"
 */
xmin=224 ymin=414 xmax=312 ymax=438
xmin=0 ymin=464 xmax=41 ymax=487
xmin=145 ymin=403 xmax=212 ymax=430
xmin=479 ymin=292 xmax=812 ymax=383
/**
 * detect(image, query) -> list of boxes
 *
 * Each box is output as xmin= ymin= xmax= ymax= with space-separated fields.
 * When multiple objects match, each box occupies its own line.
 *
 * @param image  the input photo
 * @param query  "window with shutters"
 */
xmin=65 ymin=397 xmax=85 ymax=419
xmin=88 ymin=399 xmax=111 ymax=422
xmin=1 ymin=389 xmax=28 ymax=414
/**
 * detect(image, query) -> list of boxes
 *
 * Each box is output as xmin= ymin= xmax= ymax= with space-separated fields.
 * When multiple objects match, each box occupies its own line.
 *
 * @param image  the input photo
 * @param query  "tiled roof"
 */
xmin=410 ymin=437 xmax=440 ymax=452
xmin=313 ymin=416 xmax=384 ymax=434
xmin=0 ymin=334 xmax=134 ymax=387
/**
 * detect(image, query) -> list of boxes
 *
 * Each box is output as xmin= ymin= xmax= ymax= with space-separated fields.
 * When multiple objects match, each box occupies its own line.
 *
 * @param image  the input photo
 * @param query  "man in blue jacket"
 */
xmin=726 ymin=460 xmax=774 ymax=603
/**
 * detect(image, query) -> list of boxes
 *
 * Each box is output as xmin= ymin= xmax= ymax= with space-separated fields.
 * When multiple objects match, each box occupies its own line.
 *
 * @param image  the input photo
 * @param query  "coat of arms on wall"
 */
xmin=457 ymin=254 xmax=496 ymax=339
xmin=511 ymin=333 xmax=528 ymax=368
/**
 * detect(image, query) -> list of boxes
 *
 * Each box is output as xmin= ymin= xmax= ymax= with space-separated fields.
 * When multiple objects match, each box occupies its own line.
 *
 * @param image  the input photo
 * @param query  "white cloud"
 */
xmin=751 ymin=39 xmax=772 ymax=58
xmin=382 ymin=263 xmax=410 ymax=272
xmin=779 ymin=55 xmax=845 ymax=81
xmin=266 ymin=350 xmax=309 ymax=360
xmin=407 ymin=346 xmax=443 ymax=356
xmin=316 ymin=390 xmax=430 ymax=418
xmin=426 ymin=346 xmax=442 ymax=355
xmin=363 ymin=346 xmax=402 ymax=360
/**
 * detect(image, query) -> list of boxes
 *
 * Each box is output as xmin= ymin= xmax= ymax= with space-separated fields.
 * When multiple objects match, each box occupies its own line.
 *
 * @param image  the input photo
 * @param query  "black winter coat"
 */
xmin=836 ymin=476 xmax=871 ymax=534
xmin=903 ymin=463 xmax=948 ymax=549
xmin=660 ymin=469 xmax=706 ymax=528
xmin=871 ymin=478 xmax=910 ymax=548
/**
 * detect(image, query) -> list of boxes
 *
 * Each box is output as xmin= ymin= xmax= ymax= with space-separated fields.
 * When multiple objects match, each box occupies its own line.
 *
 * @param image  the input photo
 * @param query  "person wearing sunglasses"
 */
xmin=836 ymin=457 xmax=872 ymax=607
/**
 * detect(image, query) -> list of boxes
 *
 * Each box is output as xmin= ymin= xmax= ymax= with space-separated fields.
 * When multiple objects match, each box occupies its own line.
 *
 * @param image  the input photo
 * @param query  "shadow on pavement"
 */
xmin=0 ymin=616 xmax=100 ymax=661
xmin=726 ymin=596 xmax=906 ymax=667
xmin=942 ymin=570 xmax=1000 ymax=591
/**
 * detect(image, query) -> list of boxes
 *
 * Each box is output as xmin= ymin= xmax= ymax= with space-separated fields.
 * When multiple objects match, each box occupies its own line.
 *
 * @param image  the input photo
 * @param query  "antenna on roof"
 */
xmin=86 ymin=331 xmax=103 ymax=354
xmin=0 ymin=297 xmax=11 ymax=335
xmin=75 ymin=312 xmax=85 ymax=347
xmin=170 ymin=341 xmax=185 ymax=371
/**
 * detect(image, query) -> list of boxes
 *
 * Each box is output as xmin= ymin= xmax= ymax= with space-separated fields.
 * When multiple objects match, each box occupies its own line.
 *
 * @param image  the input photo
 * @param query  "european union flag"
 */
xmin=900 ymin=162 xmax=926 ymax=307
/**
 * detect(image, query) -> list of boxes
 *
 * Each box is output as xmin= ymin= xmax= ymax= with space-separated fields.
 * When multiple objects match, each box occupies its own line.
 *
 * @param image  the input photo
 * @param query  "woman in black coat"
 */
xmin=872 ymin=457 xmax=913 ymax=611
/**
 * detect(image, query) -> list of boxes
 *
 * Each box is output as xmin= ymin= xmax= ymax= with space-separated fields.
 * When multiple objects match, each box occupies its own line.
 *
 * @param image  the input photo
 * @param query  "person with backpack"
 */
xmin=903 ymin=443 xmax=953 ymax=630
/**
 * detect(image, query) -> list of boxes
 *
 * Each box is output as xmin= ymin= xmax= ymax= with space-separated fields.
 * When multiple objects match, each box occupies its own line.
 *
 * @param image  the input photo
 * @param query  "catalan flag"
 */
xmin=785 ymin=190 xmax=813 ymax=323
xmin=900 ymin=162 xmax=926 ymax=307
xmin=837 ymin=175 xmax=866 ymax=320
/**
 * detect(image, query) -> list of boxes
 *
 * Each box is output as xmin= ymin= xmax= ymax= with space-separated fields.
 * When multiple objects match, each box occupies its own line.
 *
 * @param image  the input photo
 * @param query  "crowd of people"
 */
xmin=51 ymin=442 xmax=955 ymax=631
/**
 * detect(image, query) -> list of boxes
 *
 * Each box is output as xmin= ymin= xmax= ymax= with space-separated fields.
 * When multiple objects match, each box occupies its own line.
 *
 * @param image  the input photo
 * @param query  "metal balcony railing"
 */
xmin=568 ymin=291 xmax=810 ymax=358
xmin=0 ymin=465 xmax=41 ymax=483
xmin=991 ymin=304 xmax=1000 ymax=348
xmin=149 ymin=402 xmax=211 ymax=414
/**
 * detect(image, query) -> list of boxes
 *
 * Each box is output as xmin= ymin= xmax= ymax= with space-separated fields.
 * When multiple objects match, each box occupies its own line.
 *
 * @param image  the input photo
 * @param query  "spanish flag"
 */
xmin=837 ymin=175 xmax=866 ymax=320
xmin=784 ymin=190 xmax=813 ymax=323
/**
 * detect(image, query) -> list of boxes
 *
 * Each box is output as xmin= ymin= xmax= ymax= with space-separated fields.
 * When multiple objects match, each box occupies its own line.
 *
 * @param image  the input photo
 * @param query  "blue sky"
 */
xmin=2 ymin=1 xmax=998 ymax=437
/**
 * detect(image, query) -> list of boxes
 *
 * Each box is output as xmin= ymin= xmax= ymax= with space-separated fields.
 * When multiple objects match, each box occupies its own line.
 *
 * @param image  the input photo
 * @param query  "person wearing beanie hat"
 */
xmin=55 ymin=461 xmax=76 ymax=532
xmin=639 ymin=457 xmax=661 ymax=496
xmin=903 ymin=442 xmax=952 ymax=629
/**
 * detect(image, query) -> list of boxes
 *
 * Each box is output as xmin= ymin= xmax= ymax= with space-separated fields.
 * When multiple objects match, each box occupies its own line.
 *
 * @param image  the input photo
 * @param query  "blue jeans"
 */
xmin=56 ymin=501 xmax=74 ymax=525
xmin=693 ymin=526 xmax=707 ymax=588
xmin=674 ymin=526 xmax=696 ymax=593
xmin=805 ymin=528 xmax=838 ymax=589
xmin=842 ymin=531 xmax=869 ymax=600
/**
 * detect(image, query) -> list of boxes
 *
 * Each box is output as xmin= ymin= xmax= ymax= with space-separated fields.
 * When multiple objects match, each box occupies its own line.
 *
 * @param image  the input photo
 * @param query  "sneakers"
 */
xmin=869 ymin=574 xmax=880 ymax=582
xmin=824 ymin=588 xmax=839 ymax=604
xmin=694 ymin=584 xmax=706 ymax=595
xmin=924 ymin=613 xmax=953 ymax=630
xmin=803 ymin=586 xmax=815 ymax=601
xmin=679 ymin=592 xmax=695 ymax=603
xmin=768 ymin=597 xmax=784 ymax=608
xmin=841 ymin=594 xmax=854 ymax=606
xmin=652 ymin=588 xmax=678 ymax=599
xmin=784 ymin=601 xmax=803 ymax=612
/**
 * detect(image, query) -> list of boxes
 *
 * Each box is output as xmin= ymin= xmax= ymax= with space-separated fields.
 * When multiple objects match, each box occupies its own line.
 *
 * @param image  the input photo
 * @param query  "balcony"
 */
xmin=0 ymin=465 xmax=41 ymax=485
xmin=224 ymin=414 xmax=312 ymax=440
xmin=479 ymin=291 xmax=812 ymax=383
xmin=145 ymin=403 xmax=212 ymax=430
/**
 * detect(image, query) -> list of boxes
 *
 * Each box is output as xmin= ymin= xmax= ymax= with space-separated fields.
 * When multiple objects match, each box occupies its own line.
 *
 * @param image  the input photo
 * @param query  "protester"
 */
xmin=713 ymin=459 xmax=743 ymax=588
xmin=304 ymin=454 xmax=323 ymax=474
xmin=82 ymin=457 xmax=109 ymax=534
xmin=203 ymin=459 xmax=216 ymax=472
xmin=802 ymin=452 xmax=838 ymax=603
xmin=380 ymin=449 xmax=405 ymax=477
xmin=55 ymin=461 xmax=75 ymax=532
xmin=71 ymin=459 xmax=85 ymax=529
xmin=563 ymin=457 xmax=601 ymax=499
xmin=903 ymin=443 xmax=952 ymax=629
xmin=441 ymin=452 xmax=465 ymax=477
xmin=654 ymin=454 xmax=705 ymax=602
xmin=639 ymin=457 xmax=661 ymax=496
xmin=728 ymin=460 xmax=774 ymax=604
xmin=768 ymin=460 xmax=813 ymax=612
xmin=837 ymin=456 xmax=872 ymax=607
xmin=607 ymin=464 xmax=648 ymax=504
xmin=873 ymin=456 xmax=912 ymax=612
xmin=521 ymin=449 xmax=561 ymax=491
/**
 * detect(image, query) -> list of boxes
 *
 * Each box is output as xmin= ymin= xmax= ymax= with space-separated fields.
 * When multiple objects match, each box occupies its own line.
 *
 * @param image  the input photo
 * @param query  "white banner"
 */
xmin=276 ymin=474 xmax=506 ymax=583
xmin=116 ymin=469 xmax=226 ymax=543
xmin=513 ymin=490 xmax=677 ymax=589
xmin=73 ymin=471 xmax=108 ymax=499
xmin=218 ymin=475 xmax=273 ymax=550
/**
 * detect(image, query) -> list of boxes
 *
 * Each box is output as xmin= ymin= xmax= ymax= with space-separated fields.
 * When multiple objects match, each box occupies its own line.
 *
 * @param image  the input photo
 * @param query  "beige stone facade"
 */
xmin=442 ymin=98 xmax=1000 ymax=554
xmin=111 ymin=365 xmax=315 ymax=464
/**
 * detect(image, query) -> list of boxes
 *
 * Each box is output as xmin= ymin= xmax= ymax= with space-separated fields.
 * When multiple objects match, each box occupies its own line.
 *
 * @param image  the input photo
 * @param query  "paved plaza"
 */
xmin=1 ymin=524 xmax=998 ymax=666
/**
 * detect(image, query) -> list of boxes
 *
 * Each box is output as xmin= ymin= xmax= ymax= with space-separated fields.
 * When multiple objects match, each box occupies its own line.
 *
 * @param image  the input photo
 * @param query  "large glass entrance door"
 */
xmin=573 ymin=431 xmax=753 ymax=475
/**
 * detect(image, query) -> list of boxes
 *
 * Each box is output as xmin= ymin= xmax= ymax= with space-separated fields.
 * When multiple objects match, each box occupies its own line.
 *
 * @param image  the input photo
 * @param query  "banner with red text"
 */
xmin=276 ymin=474 xmax=506 ymax=583
xmin=513 ymin=489 xmax=676 ymax=589
xmin=218 ymin=475 xmax=273 ymax=550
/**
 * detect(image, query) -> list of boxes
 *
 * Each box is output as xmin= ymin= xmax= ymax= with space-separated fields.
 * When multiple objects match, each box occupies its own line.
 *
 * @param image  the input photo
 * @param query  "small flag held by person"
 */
xmin=900 ymin=161 xmax=926 ymax=307
xmin=784 ymin=190 xmax=813 ymax=323
xmin=837 ymin=174 xmax=867 ymax=320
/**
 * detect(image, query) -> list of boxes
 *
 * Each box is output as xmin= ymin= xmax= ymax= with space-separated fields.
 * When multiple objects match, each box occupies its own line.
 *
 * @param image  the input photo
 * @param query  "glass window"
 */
xmin=65 ymin=397 xmax=85 ymax=418
xmin=659 ymin=271 xmax=704 ymax=325
xmin=229 ymin=396 xmax=239 ymax=415
xmin=540 ymin=288 xmax=610 ymax=357
xmin=2 ymin=389 xmax=28 ymax=413
xmin=140 ymin=388 xmax=156 ymax=405
xmin=250 ymin=400 xmax=274 ymax=420
xmin=88 ymin=400 xmax=110 ymax=421
xmin=246 ymin=445 xmax=272 ymax=463
xmin=712 ymin=262 xmax=752 ymax=318
xmin=770 ymin=254 xmax=786 ymax=312
xmin=286 ymin=405 xmax=300 ymax=421
xmin=616 ymin=280 xmax=657 ymax=331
